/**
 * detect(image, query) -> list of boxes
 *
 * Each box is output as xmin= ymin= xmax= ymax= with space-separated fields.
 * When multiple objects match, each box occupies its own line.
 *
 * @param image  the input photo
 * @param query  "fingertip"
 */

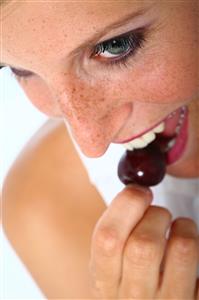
xmin=125 ymin=183 xmax=153 ymax=201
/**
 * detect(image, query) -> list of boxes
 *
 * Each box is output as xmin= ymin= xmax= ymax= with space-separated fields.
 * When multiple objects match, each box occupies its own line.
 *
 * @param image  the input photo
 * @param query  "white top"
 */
xmin=72 ymin=135 xmax=199 ymax=229
xmin=71 ymin=137 xmax=199 ymax=278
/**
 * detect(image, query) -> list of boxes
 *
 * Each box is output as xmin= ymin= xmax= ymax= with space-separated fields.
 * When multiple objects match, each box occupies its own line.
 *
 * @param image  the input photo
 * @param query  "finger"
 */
xmin=159 ymin=218 xmax=199 ymax=298
xmin=119 ymin=206 xmax=172 ymax=298
xmin=89 ymin=185 xmax=152 ymax=298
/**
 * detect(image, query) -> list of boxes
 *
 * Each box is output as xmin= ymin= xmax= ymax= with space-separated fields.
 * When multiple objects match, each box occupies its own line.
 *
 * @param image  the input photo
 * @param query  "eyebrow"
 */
xmin=0 ymin=4 xmax=152 ymax=68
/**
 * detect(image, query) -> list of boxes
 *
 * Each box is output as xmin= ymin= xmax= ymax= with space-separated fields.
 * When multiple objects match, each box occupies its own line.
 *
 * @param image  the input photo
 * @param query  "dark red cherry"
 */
xmin=118 ymin=143 xmax=166 ymax=186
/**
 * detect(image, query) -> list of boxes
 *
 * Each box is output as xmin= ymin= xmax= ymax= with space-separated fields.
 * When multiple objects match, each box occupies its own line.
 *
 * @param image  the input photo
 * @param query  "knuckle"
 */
xmin=93 ymin=226 xmax=121 ymax=257
xmin=89 ymin=272 xmax=115 ymax=298
xmin=125 ymin=234 xmax=161 ymax=266
xmin=171 ymin=236 xmax=198 ymax=261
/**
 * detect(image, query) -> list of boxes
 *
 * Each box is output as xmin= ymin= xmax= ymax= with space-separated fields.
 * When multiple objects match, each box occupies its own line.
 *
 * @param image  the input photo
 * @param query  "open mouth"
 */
xmin=122 ymin=105 xmax=189 ymax=165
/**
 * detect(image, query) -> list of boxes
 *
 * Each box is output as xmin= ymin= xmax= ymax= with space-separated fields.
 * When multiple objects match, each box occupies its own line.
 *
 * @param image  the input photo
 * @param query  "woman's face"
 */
xmin=1 ymin=0 xmax=199 ymax=177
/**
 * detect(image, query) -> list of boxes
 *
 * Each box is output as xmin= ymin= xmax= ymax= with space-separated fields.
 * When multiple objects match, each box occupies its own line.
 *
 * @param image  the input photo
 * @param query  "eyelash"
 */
xmin=9 ymin=67 xmax=33 ymax=83
xmin=91 ymin=29 xmax=146 ymax=69
xmin=2 ymin=28 xmax=147 ymax=81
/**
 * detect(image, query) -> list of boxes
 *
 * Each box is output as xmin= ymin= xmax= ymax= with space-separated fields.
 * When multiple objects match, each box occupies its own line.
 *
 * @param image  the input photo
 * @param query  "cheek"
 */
xmin=112 ymin=7 xmax=199 ymax=105
xmin=55 ymin=75 xmax=122 ymax=122
xmin=113 ymin=46 xmax=198 ymax=107
xmin=140 ymin=50 xmax=198 ymax=104
xmin=19 ymin=78 xmax=61 ymax=117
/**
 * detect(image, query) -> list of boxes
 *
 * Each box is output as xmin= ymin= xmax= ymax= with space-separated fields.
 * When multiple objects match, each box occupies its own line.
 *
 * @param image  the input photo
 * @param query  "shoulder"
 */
xmin=2 ymin=118 xmax=106 ymax=298
xmin=3 ymin=118 xmax=103 ymax=205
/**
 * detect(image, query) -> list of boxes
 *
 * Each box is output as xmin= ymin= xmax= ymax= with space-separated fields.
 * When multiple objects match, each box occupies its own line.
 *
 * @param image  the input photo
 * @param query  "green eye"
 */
xmin=92 ymin=29 xmax=146 ymax=65
xmin=103 ymin=38 xmax=131 ymax=56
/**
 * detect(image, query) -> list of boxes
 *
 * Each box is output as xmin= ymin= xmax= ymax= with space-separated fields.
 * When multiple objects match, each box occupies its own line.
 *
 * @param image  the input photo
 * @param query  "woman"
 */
xmin=1 ymin=0 xmax=199 ymax=298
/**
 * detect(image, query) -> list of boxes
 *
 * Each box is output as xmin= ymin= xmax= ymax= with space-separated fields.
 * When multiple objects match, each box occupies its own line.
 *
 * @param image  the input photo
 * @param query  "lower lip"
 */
xmin=166 ymin=107 xmax=189 ymax=165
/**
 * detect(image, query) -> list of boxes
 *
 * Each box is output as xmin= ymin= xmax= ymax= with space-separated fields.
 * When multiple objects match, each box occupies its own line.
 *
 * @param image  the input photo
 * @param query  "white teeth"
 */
xmin=130 ymin=137 xmax=148 ymax=149
xmin=123 ymin=143 xmax=135 ymax=151
xmin=123 ymin=137 xmax=147 ymax=151
xmin=124 ymin=129 xmax=157 ymax=151
xmin=167 ymin=138 xmax=176 ymax=150
xmin=142 ymin=131 xmax=156 ymax=143
xmin=123 ymin=121 xmax=165 ymax=151
xmin=174 ymin=106 xmax=187 ymax=134
xmin=152 ymin=122 xmax=165 ymax=133
xmin=175 ymin=124 xmax=181 ymax=134
xmin=168 ymin=111 xmax=177 ymax=119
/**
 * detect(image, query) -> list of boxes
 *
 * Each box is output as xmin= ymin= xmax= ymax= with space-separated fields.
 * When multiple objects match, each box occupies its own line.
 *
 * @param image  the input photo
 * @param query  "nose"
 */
xmin=55 ymin=77 xmax=132 ymax=157
xmin=64 ymin=112 xmax=115 ymax=158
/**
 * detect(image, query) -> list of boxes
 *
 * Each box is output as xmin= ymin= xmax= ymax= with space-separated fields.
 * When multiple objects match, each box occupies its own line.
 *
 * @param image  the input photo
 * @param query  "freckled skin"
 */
xmin=1 ymin=0 xmax=199 ymax=175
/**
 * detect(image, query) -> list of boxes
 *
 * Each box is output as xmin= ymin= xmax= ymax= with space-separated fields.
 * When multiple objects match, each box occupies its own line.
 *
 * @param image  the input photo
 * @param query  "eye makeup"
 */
xmin=90 ymin=27 xmax=146 ymax=69
xmin=9 ymin=67 xmax=34 ymax=77
xmin=0 ymin=64 xmax=34 ymax=83
xmin=0 ymin=26 xmax=148 ymax=80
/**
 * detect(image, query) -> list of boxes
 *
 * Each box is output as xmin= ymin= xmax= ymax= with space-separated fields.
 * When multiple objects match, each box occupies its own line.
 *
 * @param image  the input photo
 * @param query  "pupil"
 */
xmin=108 ymin=39 xmax=129 ymax=55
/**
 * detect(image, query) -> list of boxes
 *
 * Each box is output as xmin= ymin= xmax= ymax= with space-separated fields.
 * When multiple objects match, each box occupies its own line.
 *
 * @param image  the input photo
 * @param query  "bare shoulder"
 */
xmin=3 ymin=119 xmax=106 ymax=298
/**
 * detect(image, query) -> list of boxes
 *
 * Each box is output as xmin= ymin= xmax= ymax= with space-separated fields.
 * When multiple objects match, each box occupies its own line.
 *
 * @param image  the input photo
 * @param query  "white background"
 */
xmin=1 ymin=67 xmax=47 ymax=299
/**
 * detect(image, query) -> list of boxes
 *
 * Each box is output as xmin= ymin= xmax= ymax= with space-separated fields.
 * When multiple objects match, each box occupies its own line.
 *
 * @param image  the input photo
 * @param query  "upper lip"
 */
xmin=113 ymin=116 xmax=166 ymax=144
xmin=113 ymin=105 xmax=187 ymax=145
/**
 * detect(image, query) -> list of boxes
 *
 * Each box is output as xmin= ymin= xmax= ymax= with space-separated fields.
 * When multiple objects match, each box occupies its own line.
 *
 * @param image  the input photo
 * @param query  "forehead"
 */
xmin=1 ymin=1 xmax=155 ymax=70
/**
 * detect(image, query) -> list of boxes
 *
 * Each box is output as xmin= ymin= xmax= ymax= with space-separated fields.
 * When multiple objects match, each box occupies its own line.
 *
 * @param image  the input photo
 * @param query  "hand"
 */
xmin=89 ymin=185 xmax=199 ymax=299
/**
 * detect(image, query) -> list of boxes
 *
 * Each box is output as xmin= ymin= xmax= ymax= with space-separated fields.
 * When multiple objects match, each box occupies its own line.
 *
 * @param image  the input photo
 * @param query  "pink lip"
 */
xmin=114 ymin=107 xmax=183 ymax=144
xmin=114 ymin=118 xmax=166 ymax=144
